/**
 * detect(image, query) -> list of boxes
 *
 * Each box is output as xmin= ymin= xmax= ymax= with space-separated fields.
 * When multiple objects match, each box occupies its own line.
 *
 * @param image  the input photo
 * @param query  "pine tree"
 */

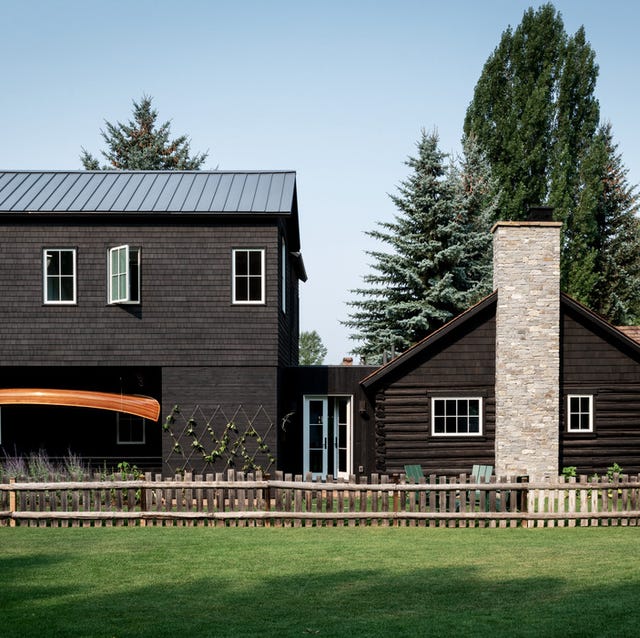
xmin=584 ymin=124 xmax=640 ymax=323
xmin=81 ymin=96 xmax=207 ymax=170
xmin=345 ymin=130 xmax=493 ymax=361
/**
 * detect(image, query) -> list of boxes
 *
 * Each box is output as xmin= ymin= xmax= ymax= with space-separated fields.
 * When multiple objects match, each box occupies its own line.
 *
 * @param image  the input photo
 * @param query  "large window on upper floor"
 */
xmin=567 ymin=395 xmax=593 ymax=433
xmin=108 ymin=245 xmax=140 ymax=304
xmin=44 ymin=248 xmax=76 ymax=304
xmin=431 ymin=397 xmax=483 ymax=436
xmin=232 ymin=248 xmax=265 ymax=304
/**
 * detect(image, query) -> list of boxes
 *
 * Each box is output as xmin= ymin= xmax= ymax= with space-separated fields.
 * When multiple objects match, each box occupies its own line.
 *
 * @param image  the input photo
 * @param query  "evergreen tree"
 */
xmin=299 ymin=330 xmax=328 ymax=365
xmin=454 ymin=133 xmax=499 ymax=298
xmin=345 ymin=130 xmax=492 ymax=361
xmin=465 ymin=4 xmax=600 ymax=226
xmin=577 ymin=123 xmax=640 ymax=323
xmin=464 ymin=3 xmax=640 ymax=325
xmin=81 ymin=96 xmax=207 ymax=170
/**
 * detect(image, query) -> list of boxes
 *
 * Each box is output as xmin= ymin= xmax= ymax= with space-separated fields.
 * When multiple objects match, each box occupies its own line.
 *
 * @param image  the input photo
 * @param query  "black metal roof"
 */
xmin=0 ymin=170 xmax=296 ymax=214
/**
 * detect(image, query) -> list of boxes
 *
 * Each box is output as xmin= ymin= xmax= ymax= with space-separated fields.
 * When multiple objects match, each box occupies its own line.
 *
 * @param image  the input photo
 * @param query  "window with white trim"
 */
xmin=44 ymin=248 xmax=76 ymax=304
xmin=108 ymin=245 xmax=140 ymax=304
xmin=281 ymin=241 xmax=287 ymax=312
xmin=432 ymin=398 xmax=483 ymax=436
xmin=232 ymin=248 xmax=265 ymax=304
xmin=567 ymin=395 xmax=593 ymax=432
xmin=117 ymin=413 xmax=146 ymax=444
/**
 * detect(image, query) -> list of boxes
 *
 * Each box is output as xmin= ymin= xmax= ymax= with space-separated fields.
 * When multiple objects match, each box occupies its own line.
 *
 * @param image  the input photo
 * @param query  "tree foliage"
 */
xmin=464 ymin=2 xmax=640 ymax=323
xmin=299 ymin=330 xmax=328 ymax=365
xmin=464 ymin=3 xmax=599 ymax=225
xmin=81 ymin=96 xmax=207 ymax=170
xmin=345 ymin=130 xmax=494 ymax=362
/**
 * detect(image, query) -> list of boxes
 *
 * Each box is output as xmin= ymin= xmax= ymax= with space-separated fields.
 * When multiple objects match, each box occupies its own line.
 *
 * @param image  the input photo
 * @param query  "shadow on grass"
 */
xmin=3 ymin=555 xmax=639 ymax=638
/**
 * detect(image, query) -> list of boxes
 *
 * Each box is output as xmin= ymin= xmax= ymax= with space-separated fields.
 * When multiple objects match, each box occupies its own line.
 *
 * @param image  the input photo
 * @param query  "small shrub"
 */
xmin=562 ymin=466 xmax=577 ymax=479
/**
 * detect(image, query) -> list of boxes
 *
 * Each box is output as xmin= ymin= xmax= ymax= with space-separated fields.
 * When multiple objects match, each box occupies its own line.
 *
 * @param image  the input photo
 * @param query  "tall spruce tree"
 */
xmin=81 ymin=96 xmax=207 ymax=170
xmin=578 ymin=123 xmax=640 ymax=323
xmin=345 ymin=130 xmax=492 ymax=361
xmin=464 ymin=3 xmax=640 ymax=324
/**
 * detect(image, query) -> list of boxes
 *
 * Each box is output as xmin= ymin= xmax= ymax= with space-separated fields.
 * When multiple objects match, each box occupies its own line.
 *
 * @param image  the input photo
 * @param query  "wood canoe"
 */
xmin=0 ymin=388 xmax=160 ymax=421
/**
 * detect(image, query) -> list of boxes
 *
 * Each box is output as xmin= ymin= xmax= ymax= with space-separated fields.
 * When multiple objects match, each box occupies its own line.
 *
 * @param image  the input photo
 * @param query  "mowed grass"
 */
xmin=2 ymin=526 xmax=640 ymax=637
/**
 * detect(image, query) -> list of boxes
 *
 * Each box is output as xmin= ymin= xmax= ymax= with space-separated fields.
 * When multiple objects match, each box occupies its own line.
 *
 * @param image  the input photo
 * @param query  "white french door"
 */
xmin=303 ymin=396 xmax=352 ymax=479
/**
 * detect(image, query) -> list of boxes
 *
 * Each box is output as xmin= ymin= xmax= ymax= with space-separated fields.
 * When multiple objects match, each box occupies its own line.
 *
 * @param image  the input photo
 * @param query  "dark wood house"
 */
xmin=0 ymin=170 xmax=305 ymax=473
xmin=360 ymin=220 xmax=640 ymax=479
xmin=2 ymin=173 xmax=640 ymax=481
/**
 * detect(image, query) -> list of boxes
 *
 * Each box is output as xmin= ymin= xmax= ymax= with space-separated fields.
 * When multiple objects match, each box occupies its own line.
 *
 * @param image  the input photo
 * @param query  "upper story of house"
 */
xmin=0 ymin=170 xmax=306 ymax=368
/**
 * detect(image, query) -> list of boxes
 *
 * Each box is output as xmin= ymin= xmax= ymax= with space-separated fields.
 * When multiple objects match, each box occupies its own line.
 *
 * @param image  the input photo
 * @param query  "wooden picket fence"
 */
xmin=1 ymin=471 xmax=640 ymax=528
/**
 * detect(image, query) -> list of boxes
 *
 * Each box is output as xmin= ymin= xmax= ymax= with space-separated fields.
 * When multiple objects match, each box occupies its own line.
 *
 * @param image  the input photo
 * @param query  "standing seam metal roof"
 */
xmin=0 ymin=170 xmax=296 ymax=214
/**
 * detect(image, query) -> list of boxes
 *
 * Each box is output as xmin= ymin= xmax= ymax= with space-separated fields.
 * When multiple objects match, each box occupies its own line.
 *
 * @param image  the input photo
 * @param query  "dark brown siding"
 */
xmin=277 ymin=224 xmax=300 ymax=367
xmin=0 ymin=219 xmax=282 ymax=366
xmin=561 ymin=306 xmax=640 ymax=475
xmin=370 ymin=306 xmax=496 ymax=476
xmin=280 ymin=365 xmax=377 ymax=476
xmin=161 ymin=366 xmax=278 ymax=475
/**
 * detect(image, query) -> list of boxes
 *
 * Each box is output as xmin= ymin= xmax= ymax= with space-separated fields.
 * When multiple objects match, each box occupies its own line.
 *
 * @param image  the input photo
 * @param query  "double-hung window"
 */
xmin=567 ymin=395 xmax=593 ymax=432
xmin=108 ymin=245 xmax=140 ymax=304
xmin=432 ymin=397 xmax=483 ymax=436
xmin=44 ymin=248 xmax=76 ymax=304
xmin=233 ymin=248 xmax=265 ymax=304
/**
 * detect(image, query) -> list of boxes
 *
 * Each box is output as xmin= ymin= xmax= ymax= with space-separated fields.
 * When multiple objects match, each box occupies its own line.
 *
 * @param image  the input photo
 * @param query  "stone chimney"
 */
xmin=492 ymin=212 xmax=562 ymax=480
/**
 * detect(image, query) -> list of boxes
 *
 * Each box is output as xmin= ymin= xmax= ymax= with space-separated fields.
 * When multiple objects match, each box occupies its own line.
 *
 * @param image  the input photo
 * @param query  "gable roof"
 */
xmin=360 ymin=291 xmax=640 ymax=390
xmin=0 ymin=170 xmax=296 ymax=215
xmin=360 ymin=291 xmax=498 ymax=389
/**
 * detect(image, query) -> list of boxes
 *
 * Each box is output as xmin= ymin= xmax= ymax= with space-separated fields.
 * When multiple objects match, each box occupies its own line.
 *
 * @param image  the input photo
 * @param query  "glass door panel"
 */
xmin=304 ymin=398 xmax=327 ymax=478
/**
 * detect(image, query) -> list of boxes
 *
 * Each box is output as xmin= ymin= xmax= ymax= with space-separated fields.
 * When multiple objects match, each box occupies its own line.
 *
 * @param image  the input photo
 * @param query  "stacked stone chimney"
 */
xmin=492 ymin=217 xmax=562 ymax=480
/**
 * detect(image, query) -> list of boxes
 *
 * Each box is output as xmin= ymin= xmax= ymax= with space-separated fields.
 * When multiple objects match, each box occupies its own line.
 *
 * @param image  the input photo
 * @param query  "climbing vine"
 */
xmin=162 ymin=405 xmax=276 ymax=473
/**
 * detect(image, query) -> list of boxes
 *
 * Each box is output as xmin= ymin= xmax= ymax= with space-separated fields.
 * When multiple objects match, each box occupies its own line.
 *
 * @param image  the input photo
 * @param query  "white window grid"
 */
xmin=431 ymin=397 xmax=483 ymax=436
xmin=43 ymin=248 xmax=77 ymax=304
xmin=567 ymin=394 xmax=594 ymax=432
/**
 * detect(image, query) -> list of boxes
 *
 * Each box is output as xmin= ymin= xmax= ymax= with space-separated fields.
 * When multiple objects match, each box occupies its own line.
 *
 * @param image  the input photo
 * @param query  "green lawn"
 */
xmin=2 ymin=526 xmax=639 ymax=637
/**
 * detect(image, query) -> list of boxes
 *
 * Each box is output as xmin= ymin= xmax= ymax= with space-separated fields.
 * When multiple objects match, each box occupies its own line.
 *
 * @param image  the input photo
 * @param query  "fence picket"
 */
xmin=3 ymin=474 xmax=640 ymax=528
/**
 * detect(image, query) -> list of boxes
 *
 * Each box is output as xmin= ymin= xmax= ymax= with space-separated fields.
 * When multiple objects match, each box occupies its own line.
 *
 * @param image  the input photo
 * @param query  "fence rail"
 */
xmin=1 ymin=471 xmax=639 ymax=528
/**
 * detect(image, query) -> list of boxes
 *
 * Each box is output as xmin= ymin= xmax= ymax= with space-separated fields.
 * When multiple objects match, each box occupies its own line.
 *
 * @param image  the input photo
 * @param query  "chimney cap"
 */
xmin=527 ymin=206 xmax=554 ymax=222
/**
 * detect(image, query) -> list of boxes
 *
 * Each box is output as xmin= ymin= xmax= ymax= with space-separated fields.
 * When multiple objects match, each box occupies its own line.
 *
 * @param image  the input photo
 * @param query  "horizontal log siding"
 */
xmin=376 ymin=310 xmax=496 ymax=475
xmin=0 ymin=220 xmax=282 ymax=366
xmin=561 ymin=309 xmax=640 ymax=474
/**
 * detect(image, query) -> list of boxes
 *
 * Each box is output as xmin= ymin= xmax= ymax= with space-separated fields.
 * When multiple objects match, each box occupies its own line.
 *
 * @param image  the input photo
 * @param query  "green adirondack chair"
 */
xmin=404 ymin=464 xmax=427 ymax=505
xmin=471 ymin=464 xmax=495 ymax=510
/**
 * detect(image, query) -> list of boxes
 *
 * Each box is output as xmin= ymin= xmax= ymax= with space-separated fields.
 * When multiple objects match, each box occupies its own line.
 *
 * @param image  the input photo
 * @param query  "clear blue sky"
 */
xmin=2 ymin=1 xmax=639 ymax=363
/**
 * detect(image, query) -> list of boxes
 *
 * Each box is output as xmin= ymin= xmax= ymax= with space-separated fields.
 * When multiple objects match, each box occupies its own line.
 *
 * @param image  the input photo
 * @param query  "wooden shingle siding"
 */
xmin=162 ymin=366 xmax=278 ymax=475
xmin=561 ymin=307 xmax=640 ymax=474
xmin=373 ymin=307 xmax=496 ymax=475
xmin=0 ymin=220 xmax=286 ymax=366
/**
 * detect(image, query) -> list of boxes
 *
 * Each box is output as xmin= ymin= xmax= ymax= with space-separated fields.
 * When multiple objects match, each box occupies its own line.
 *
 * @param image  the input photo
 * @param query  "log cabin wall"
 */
xmin=370 ymin=302 xmax=496 ymax=476
xmin=561 ymin=301 xmax=640 ymax=475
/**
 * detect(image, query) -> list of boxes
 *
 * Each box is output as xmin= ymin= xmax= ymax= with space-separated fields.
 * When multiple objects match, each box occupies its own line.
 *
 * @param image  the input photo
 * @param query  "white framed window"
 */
xmin=567 ymin=395 xmax=593 ymax=432
xmin=232 ymin=248 xmax=265 ymax=304
xmin=431 ymin=397 xmax=483 ymax=436
xmin=281 ymin=240 xmax=287 ymax=313
xmin=117 ymin=413 xmax=146 ymax=444
xmin=108 ymin=245 xmax=140 ymax=304
xmin=44 ymin=248 xmax=76 ymax=304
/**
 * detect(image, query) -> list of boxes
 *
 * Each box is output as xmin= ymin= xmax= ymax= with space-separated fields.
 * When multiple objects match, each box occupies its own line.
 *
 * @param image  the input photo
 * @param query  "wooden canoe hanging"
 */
xmin=0 ymin=388 xmax=160 ymax=422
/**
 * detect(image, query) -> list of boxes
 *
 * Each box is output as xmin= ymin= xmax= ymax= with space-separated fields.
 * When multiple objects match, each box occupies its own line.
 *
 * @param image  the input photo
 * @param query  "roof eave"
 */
xmin=360 ymin=291 xmax=498 ymax=389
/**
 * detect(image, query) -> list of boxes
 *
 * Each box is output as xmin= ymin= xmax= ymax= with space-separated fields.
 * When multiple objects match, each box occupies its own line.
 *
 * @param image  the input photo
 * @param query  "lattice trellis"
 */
xmin=162 ymin=404 xmax=276 ymax=475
